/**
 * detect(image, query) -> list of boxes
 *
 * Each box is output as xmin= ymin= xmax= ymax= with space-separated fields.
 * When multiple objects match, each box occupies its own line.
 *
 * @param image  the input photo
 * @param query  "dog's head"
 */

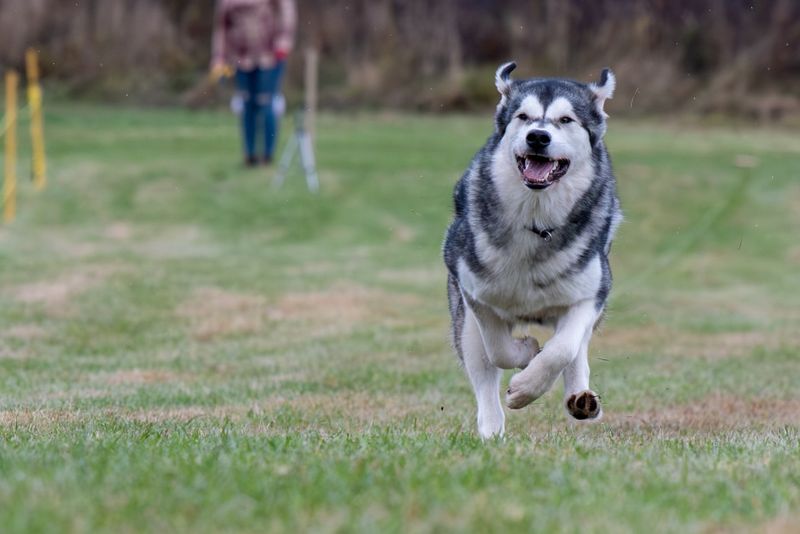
xmin=493 ymin=62 xmax=615 ymax=190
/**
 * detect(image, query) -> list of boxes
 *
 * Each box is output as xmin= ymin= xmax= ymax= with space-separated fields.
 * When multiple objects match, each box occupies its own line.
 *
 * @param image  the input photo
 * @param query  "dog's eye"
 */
xmin=559 ymin=116 xmax=574 ymax=124
xmin=517 ymin=113 xmax=529 ymax=121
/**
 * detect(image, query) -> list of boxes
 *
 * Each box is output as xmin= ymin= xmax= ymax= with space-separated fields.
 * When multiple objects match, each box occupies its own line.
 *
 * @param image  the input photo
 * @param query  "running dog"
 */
xmin=443 ymin=62 xmax=622 ymax=438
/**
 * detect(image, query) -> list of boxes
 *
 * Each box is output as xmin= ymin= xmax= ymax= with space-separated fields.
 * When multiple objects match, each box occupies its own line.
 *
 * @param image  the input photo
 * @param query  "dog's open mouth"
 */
xmin=516 ymin=155 xmax=570 ymax=189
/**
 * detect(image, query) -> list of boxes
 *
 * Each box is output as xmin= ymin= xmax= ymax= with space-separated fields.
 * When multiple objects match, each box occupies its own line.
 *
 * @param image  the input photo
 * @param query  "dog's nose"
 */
xmin=526 ymin=129 xmax=551 ymax=149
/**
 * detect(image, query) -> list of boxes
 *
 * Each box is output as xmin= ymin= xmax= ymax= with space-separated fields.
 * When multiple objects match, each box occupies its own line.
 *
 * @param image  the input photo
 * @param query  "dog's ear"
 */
xmin=495 ymin=61 xmax=516 ymax=103
xmin=589 ymin=68 xmax=616 ymax=118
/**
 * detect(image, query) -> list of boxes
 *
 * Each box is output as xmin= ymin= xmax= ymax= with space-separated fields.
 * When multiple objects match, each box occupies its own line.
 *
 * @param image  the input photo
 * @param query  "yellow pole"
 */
xmin=26 ymin=48 xmax=47 ymax=191
xmin=3 ymin=70 xmax=18 ymax=224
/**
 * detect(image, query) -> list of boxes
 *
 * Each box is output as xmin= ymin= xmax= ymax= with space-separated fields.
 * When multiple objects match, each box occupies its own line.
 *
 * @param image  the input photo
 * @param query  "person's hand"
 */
xmin=275 ymin=48 xmax=289 ymax=61
xmin=210 ymin=61 xmax=230 ymax=81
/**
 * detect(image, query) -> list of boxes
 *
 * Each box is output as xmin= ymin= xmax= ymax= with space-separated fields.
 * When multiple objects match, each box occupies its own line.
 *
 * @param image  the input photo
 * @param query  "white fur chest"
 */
xmin=457 ymin=229 xmax=601 ymax=322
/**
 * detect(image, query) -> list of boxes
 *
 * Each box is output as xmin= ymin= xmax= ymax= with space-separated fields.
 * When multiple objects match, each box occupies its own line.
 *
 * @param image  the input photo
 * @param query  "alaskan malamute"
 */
xmin=443 ymin=62 xmax=622 ymax=438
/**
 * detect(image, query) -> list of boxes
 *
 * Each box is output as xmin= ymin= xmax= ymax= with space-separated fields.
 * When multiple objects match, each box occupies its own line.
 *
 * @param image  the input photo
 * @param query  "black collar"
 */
xmin=528 ymin=224 xmax=554 ymax=241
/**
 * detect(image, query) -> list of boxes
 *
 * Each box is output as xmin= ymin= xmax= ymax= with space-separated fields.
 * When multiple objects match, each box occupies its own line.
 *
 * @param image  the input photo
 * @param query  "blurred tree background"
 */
xmin=0 ymin=0 xmax=797 ymax=118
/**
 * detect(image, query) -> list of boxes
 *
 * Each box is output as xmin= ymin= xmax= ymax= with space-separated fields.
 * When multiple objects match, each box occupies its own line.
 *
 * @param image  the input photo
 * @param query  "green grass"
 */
xmin=1 ymin=103 xmax=799 ymax=533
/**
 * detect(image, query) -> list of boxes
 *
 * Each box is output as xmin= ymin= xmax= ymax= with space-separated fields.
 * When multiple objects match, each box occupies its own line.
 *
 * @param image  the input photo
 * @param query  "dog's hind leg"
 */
xmin=461 ymin=306 xmax=505 ymax=439
xmin=562 ymin=331 xmax=602 ymax=421
xmin=506 ymin=299 xmax=600 ymax=409
xmin=448 ymin=275 xmax=505 ymax=438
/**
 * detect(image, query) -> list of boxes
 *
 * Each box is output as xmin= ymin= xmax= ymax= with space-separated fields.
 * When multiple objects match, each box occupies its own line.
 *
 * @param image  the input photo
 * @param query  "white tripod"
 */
xmin=272 ymin=109 xmax=319 ymax=193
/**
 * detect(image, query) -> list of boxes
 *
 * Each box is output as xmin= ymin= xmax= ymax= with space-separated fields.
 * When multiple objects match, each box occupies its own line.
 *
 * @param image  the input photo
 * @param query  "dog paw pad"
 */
xmin=566 ymin=390 xmax=601 ymax=420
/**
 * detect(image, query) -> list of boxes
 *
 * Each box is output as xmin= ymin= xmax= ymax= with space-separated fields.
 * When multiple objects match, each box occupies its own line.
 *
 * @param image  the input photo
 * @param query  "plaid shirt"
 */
xmin=212 ymin=0 xmax=296 ymax=70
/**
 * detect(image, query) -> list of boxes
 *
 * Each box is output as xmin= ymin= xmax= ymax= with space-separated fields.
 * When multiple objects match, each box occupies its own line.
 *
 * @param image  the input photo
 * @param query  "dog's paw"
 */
xmin=505 ymin=371 xmax=540 ymax=409
xmin=477 ymin=420 xmax=505 ymax=440
xmin=513 ymin=336 xmax=540 ymax=369
xmin=565 ymin=390 xmax=602 ymax=421
xmin=505 ymin=388 xmax=534 ymax=410
xmin=477 ymin=406 xmax=505 ymax=440
xmin=505 ymin=358 xmax=562 ymax=409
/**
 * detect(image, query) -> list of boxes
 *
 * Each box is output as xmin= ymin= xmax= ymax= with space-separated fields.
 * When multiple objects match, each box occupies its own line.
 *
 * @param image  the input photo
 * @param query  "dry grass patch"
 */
xmin=595 ymin=324 xmax=792 ymax=360
xmin=281 ymin=390 xmax=444 ymax=423
xmin=177 ymin=282 xmax=416 ymax=342
xmin=0 ymin=406 xmax=239 ymax=428
xmin=0 ymin=409 xmax=80 ymax=427
xmin=136 ymin=225 xmax=217 ymax=258
xmin=0 ymin=343 xmax=29 ymax=360
xmin=790 ymin=185 xmax=800 ymax=224
xmin=123 ymin=391 xmax=449 ymax=427
xmin=267 ymin=371 xmax=310 ymax=384
xmin=176 ymin=281 xmax=419 ymax=346
xmin=104 ymin=222 xmax=133 ymax=241
xmin=608 ymin=393 xmax=800 ymax=431
xmin=0 ymin=325 xmax=45 ymax=360
xmin=708 ymin=515 xmax=800 ymax=534
xmin=178 ymin=287 xmax=266 ymax=341
xmin=593 ymin=323 xmax=672 ymax=354
xmin=39 ymin=231 xmax=100 ymax=259
xmin=267 ymin=283 xmax=421 ymax=332
xmin=680 ymin=330 xmax=797 ymax=359
xmin=3 ymin=324 xmax=47 ymax=341
xmin=10 ymin=265 xmax=120 ymax=313
xmin=0 ymin=397 xmax=441 ymax=428
xmin=290 ymin=260 xmax=338 ymax=276
xmin=127 ymin=405 xmax=245 ymax=423
xmin=96 ymin=369 xmax=187 ymax=386
xmin=754 ymin=515 xmax=800 ymax=534
xmin=38 ymin=388 xmax=110 ymax=402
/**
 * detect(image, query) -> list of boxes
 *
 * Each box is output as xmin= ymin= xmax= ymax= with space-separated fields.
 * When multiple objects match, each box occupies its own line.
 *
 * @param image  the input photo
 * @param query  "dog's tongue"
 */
xmin=523 ymin=158 xmax=555 ymax=182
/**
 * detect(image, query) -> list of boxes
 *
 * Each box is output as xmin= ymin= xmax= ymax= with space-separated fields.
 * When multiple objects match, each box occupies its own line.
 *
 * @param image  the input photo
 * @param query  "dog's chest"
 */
xmin=459 ymin=232 xmax=600 ymax=320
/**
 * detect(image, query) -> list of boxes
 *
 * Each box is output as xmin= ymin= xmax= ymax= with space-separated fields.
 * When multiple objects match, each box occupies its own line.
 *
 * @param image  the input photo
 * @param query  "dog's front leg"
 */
xmin=462 ymin=299 xmax=538 ymax=438
xmin=506 ymin=299 xmax=599 ymax=409
xmin=466 ymin=298 xmax=540 ymax=370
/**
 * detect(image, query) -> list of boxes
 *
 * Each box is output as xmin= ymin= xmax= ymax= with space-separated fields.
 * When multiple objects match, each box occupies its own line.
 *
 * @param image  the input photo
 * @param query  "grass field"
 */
xmin=0 ymin=103 xmax=799 ymax=533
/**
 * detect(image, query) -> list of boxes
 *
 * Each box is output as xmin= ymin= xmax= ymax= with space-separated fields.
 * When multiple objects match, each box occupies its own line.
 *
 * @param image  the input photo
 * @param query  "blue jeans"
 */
xmin=235 ymin=61 xmax=285 ymax=160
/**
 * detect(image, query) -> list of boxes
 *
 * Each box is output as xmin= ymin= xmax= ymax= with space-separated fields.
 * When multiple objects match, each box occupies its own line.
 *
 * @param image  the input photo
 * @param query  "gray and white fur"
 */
xmin=443 ymin=62 xmax=623 ymax=438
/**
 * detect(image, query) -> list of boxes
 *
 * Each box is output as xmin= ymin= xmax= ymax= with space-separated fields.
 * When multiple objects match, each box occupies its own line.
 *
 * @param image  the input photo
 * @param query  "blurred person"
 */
xmin=211 ymin=0 xmax=296 ymax=167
